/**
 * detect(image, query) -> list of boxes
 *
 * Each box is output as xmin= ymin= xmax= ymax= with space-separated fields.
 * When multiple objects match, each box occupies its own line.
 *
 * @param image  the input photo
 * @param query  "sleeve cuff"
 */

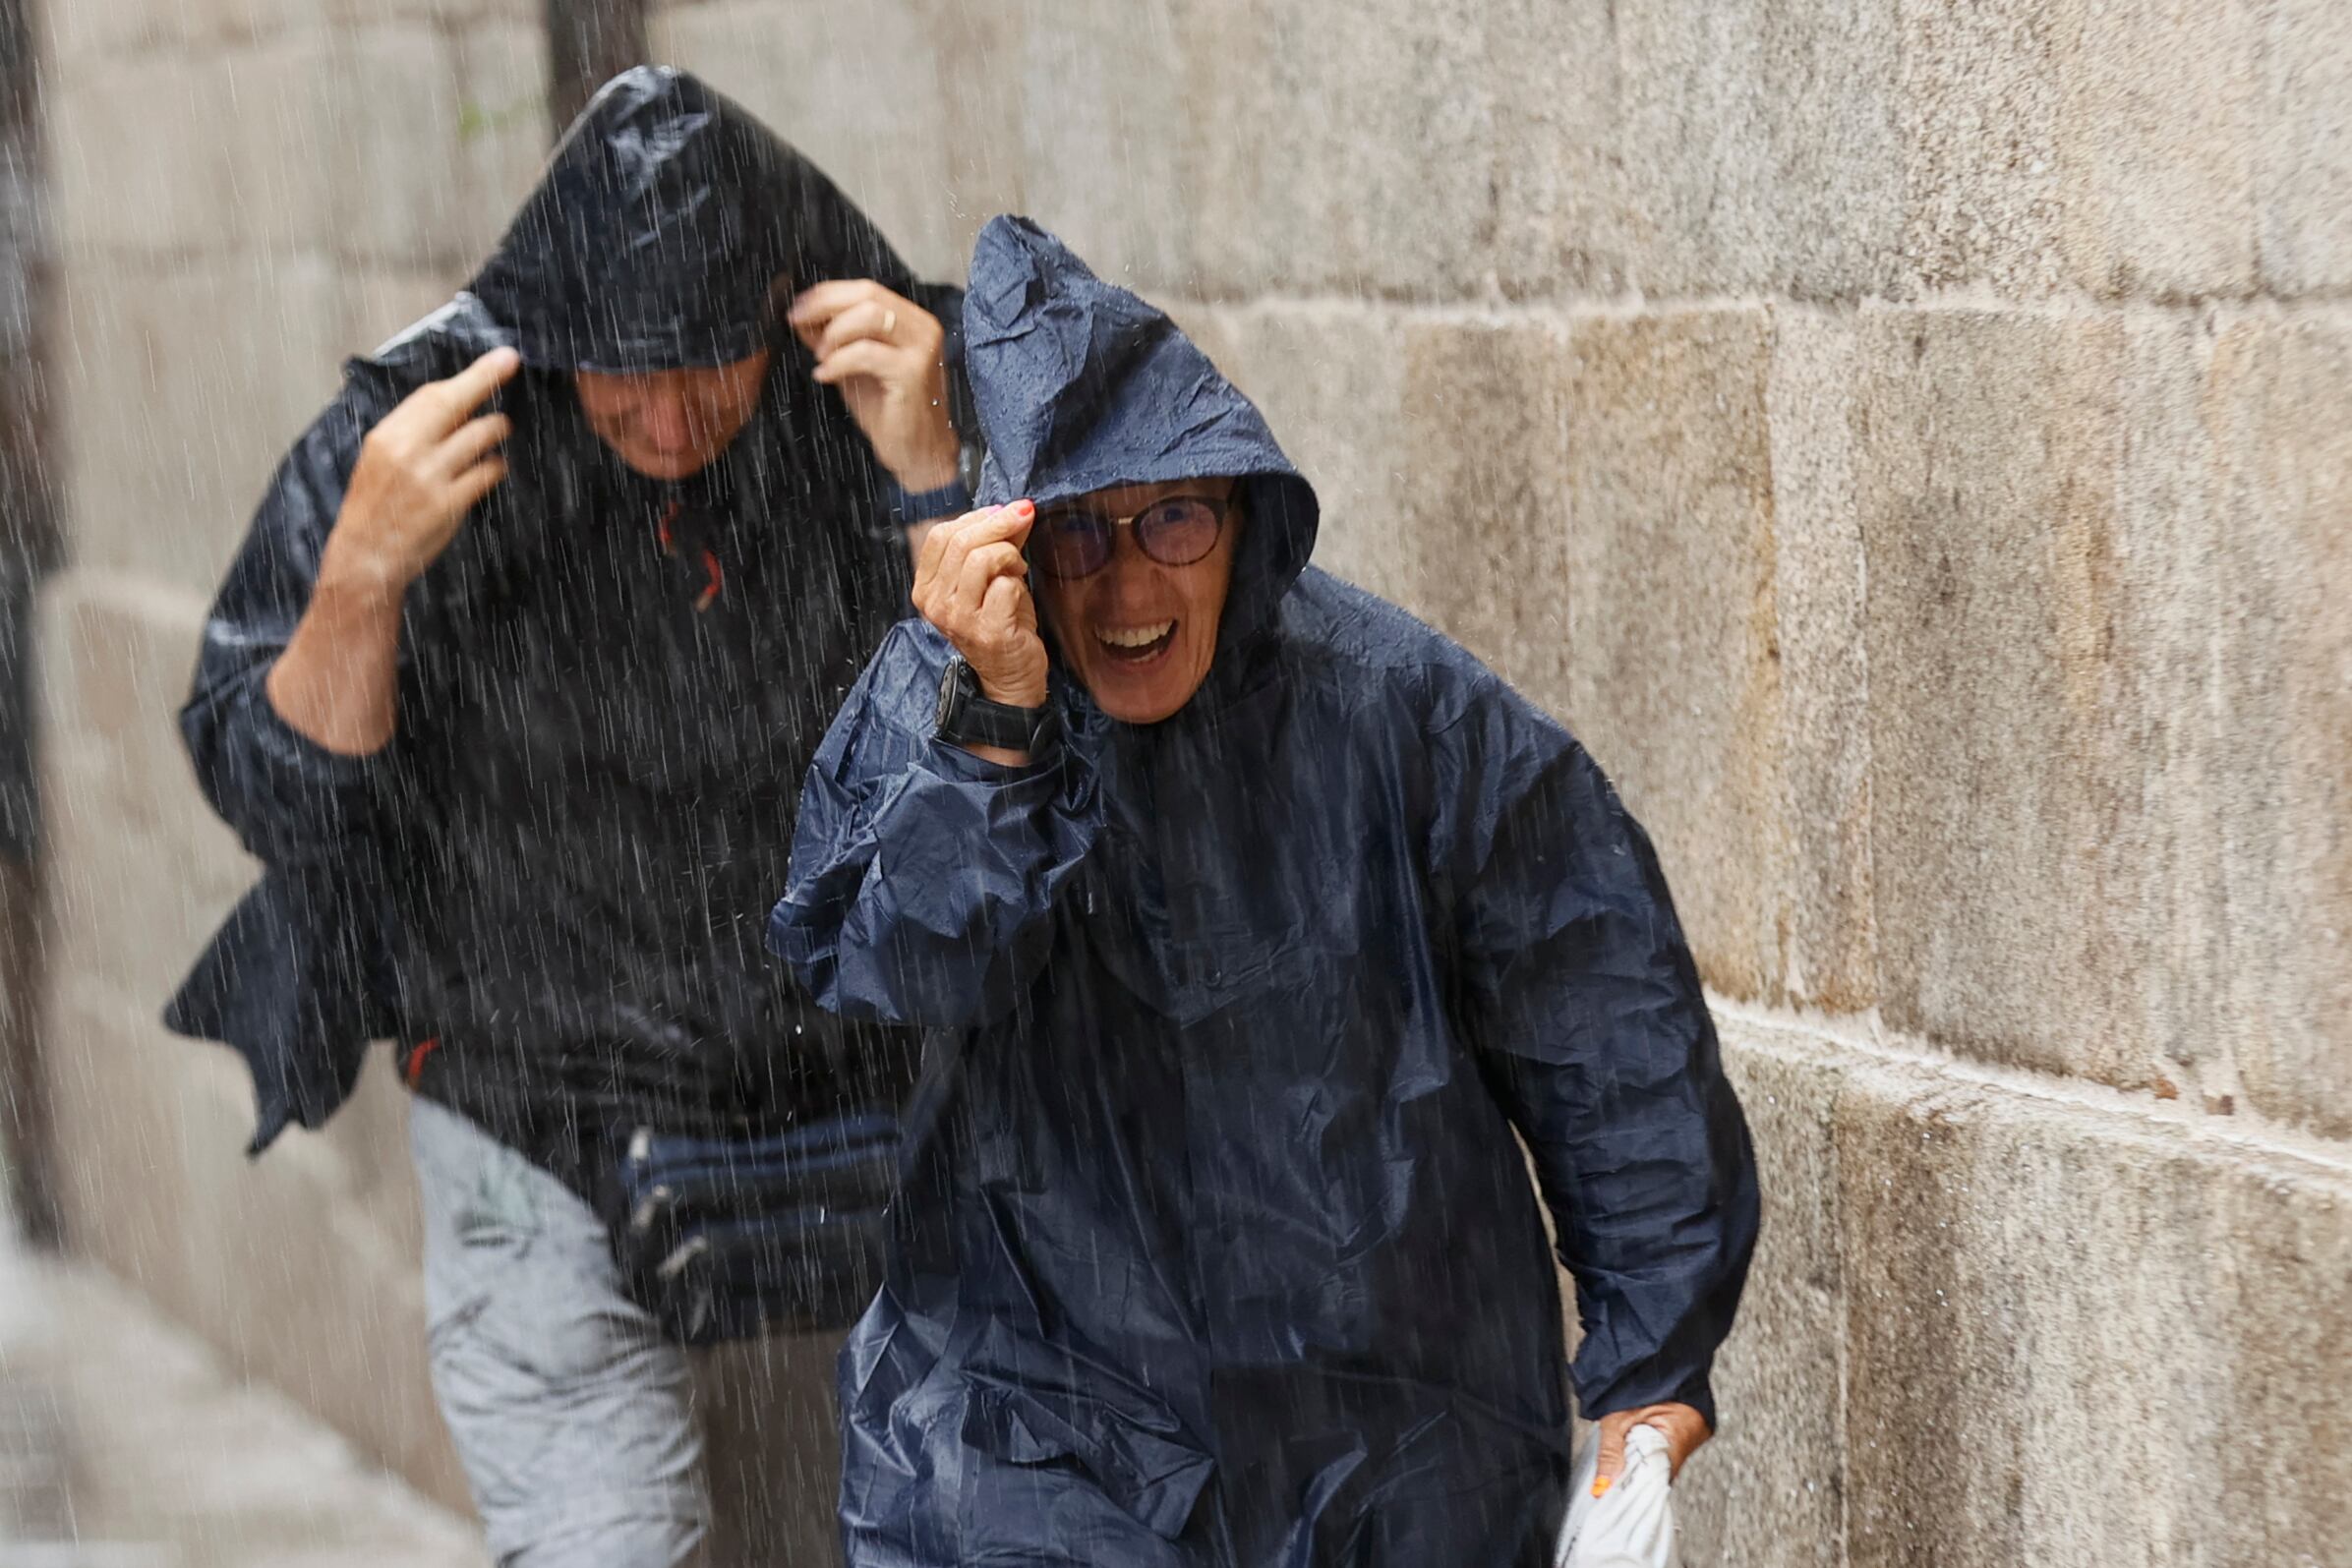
xmin=924 ymin=731 xmax=1060 ymax=784
xmin=1582 ymin=1372 xmax=1718 ymax=1434
xmin=247 ymin=682 xmax=384 ymax=787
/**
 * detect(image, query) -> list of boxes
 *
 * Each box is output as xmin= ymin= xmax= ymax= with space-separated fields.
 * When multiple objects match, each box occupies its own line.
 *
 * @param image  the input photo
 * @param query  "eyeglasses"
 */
xmin=1030 ymin=492 xmax=1236 ymax=580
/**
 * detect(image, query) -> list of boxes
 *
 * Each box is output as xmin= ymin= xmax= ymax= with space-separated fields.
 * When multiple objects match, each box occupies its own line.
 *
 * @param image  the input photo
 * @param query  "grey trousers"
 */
xmin=410 ymin=1097 xmax=846 ymax=1568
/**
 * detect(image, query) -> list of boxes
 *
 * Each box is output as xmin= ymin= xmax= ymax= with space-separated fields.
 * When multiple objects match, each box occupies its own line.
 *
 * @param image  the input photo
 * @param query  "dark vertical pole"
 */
xmin=0 ymin=0 xmax=56 ymax=1245
xmin=546 ymin=0 xmax=649 ymax=137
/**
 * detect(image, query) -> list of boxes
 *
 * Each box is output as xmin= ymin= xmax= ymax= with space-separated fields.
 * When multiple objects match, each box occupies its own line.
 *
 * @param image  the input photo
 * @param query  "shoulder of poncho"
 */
xmin=853 ymin=617 xmax=957 ymax=727
xmin=348 ymin=294 xmax=505 ymax=393
xmin=271 ymin=355 xmax=420 ymax=490
xmin=1274 ymin=567 xmax=1542 ymax=733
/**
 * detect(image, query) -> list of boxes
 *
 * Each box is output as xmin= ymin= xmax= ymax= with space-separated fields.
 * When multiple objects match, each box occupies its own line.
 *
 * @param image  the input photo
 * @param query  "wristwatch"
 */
xmin=935 ymin=656 xmax=1055 ymax=753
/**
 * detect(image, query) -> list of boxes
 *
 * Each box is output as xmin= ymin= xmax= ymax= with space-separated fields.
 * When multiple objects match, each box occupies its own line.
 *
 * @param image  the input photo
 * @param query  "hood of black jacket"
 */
xmin=963 ymin=216 xmax=1319 ymax=656
xmin=467 ymin=65 xmax=921 ymax=373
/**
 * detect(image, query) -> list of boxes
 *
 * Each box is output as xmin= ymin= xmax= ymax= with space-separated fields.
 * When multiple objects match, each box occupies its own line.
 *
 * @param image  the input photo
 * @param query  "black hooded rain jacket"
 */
xmin=168 ymin=67 xmax=963 ymax=1190
xmin=771 ymin=217 xmax=1759 ymax=1567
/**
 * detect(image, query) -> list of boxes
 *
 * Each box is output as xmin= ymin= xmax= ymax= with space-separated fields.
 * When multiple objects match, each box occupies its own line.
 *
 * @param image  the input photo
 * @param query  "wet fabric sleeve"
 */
xmin=166 ymin=378 xmax=407 ymax=1149
xmin=771 ymin=623 xmax=1097 ymax=1029
xmin=1438 ymin=683 xmax=1759 ymax=1431
xmin=181 ymin=386 xmax=394 ymax=867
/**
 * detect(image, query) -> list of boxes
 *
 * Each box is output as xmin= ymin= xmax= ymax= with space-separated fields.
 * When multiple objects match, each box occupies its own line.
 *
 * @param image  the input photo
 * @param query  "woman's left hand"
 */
xmin=790 ymin=280 xmax=962 ymax=493
xmin=1591 ymin=1403 xmax=1711 ymax=1494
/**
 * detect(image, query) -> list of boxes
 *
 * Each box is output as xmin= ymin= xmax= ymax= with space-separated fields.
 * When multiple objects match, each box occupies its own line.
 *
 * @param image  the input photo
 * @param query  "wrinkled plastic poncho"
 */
xmin=168 ymin=67 xmax=954 ymax=1160
xmin=772 ymin=217 xmax=1759 ymax=1567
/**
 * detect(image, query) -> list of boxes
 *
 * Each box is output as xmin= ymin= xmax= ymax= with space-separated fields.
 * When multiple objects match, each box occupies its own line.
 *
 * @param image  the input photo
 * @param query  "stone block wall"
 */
xmin=16 ymin=0 xmax=2350 ymax=1561
xmin=644 ymin=2 xmax=2352 ymax=1562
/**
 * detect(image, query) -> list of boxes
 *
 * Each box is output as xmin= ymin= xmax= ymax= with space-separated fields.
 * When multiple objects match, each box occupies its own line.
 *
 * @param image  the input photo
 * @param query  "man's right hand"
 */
xmin=912 ymin=500 xmax=1049 ymax=710
xmin=323 ymin=346 xmax=520 ymax=597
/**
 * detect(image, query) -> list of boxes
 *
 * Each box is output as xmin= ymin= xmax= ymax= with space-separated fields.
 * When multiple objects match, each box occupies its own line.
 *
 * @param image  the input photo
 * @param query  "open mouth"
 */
xmin=1093 ymin=619 xmax=1177 ymax=666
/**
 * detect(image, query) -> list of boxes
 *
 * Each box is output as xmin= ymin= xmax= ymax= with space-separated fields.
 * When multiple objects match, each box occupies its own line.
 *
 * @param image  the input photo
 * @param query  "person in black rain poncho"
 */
xmin=167 ymin=68 xmax=978 ymax=1565
xmin=772 ymin=217 xmax=1762 ymax=1568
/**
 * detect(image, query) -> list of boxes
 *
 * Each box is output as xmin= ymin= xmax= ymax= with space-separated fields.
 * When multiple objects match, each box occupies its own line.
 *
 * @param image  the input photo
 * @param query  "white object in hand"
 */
xmin=1557 ymin=1423 xmax=1677 ymax=1568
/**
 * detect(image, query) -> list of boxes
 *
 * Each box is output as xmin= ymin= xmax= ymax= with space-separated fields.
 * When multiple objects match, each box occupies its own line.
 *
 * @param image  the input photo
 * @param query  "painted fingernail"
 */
xmin=1012 ymin=499 xmax=1034 ymax=516
xmin=1591 ymin=1477 xmax=1613 ymax=1499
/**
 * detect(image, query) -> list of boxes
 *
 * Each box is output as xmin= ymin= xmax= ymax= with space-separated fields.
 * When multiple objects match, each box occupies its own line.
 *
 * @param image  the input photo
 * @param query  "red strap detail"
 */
xmin=695 ymin=549 xmax=724 ymax=611
xmin=656 ymin=500 xmax=721 ymax=610
xmin=403 ymin=1036 xmax=441 ymax=1088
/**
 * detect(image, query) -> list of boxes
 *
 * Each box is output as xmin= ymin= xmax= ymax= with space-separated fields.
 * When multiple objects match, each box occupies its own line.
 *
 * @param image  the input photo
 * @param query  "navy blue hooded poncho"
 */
xmin=168 ymin=68 xmax=959 ymax=1174
xmin=771 ymin=217 xmax=1759 ymax=1568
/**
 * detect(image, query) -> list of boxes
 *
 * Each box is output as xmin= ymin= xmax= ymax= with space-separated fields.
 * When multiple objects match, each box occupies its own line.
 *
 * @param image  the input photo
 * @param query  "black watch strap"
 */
xmin=935 ymin=657 xmax=1053 ymax=753
xmin=890 ymin=474 xmax=973 ymax=527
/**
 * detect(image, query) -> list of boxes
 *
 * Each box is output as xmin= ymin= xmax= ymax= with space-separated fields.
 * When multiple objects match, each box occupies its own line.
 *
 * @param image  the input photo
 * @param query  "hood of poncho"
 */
xmin=468 ymin=65 xmax=920 ymax=373
xmin=962 ymin=216 xmax=1319 ymax=653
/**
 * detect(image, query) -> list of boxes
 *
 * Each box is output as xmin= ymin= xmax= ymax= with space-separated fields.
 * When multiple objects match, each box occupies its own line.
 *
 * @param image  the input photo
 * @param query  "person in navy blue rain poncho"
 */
xmin=169 ymin=68 xmax=980 ymax=1564
xmin=771 ymin=216 xmax=1760 ymax=1568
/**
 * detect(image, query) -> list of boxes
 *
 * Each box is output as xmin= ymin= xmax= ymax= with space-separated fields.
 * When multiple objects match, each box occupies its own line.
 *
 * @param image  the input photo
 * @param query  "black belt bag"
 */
xmin=602 ymin=1112 xmax=900 ymax=1346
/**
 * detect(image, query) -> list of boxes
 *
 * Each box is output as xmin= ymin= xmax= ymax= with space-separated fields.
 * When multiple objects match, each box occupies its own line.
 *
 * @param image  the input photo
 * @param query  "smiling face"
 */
xmin=1029 ymin=478 xmax=1243 ymax=724
xmin=573 ymin=351 xmax=772 ymax=480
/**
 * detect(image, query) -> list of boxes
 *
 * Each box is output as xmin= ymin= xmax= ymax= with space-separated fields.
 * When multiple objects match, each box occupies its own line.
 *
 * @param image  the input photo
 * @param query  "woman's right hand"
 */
xmin=912 ymin=500 xmax=1050 ymax=709
xmin=323 ymin=346 xmax=520 ymax=599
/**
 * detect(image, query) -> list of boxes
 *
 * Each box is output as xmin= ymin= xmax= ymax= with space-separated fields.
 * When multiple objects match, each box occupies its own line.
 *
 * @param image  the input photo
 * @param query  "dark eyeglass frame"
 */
xmin=1029 ymin=490 xmax=1240 ymax=580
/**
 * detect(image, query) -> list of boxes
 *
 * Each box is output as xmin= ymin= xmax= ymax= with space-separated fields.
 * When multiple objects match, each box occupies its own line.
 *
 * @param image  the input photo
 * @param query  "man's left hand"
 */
xmin=790 ymin=280 xmax=961 ymax=493
xmin=1591 ymin=1403 xmax=1710 ymax=1494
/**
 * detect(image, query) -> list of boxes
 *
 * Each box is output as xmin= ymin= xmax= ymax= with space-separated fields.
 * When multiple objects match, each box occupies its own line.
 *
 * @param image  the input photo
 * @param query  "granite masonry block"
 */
xmin=1856 ymin=308 xmax=2224 ymax=1090
xmin=1612 ymin=0 xmax=1903 ymax=299
xmin=1175 ymin=0 xmax=1496 ymax=299
xmin=2205 ymin=310 xmax=2352 ymax=1137
xmin=53 ymin=39 xmax=338 ymax=259
xmin=1763 ymin=308 xmax=1878 ymax=1011
xmin=1836 ymin=1058 xmax=2351 ymax=1566
xmin=2259 ymin=0 xmax=2352 ymax=295
xmin=1896 ymin=0 xmax=2068 ymax=297
xmin=1676 ymin=1028 xmax=1847 ymax=1568
xmin=652 ymin=0 xmax=961 ymax=281
xmin=59 ymin=257 xmax=345 ymax=594
xmin=2053 ymin=0 xmax=2261 ymax=300
xmin=1394 ymin=315 xmax=1576 ymax=710
xmin=33 ymin=574 xmax=253 ymax=1011
xmin=1563 ymin=308 xmax=1787 ymax=1002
